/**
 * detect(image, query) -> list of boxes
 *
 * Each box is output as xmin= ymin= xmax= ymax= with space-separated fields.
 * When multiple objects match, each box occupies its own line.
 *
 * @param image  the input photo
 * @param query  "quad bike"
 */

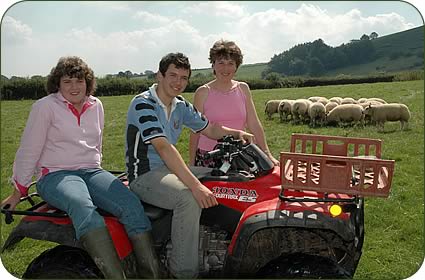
xmin=1 ymin=133 xmax=395 ymax=278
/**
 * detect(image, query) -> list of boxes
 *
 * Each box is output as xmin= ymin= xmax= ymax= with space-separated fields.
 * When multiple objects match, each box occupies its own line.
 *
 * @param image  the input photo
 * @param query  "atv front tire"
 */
xmin=257 ymin=253 xmax=351 ymax=278
xmin=22 ymin=245 xmax=103 ymax=279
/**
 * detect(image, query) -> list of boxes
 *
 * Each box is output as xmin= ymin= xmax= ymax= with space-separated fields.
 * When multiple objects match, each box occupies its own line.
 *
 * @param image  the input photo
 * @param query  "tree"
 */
xmin=370 ymin=32 xmax=379 ymax=39
xmin=360 ymin=34 xmax=370 ymax=40
xmin=289 ymin=58 xmax=307 ymax=76
xmin=124 ymin=70 xmax=133 ymax=78
xmin=309 ymin=57 xmax=325 ymax=77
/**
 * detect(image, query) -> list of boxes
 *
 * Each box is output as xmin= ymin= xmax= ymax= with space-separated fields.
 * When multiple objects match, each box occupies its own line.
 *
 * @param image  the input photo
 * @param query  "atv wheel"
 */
xmin=22 ymin=245 xmax=103 ymax=279
xmin=256 ymin=253 xmax=351 ymax=278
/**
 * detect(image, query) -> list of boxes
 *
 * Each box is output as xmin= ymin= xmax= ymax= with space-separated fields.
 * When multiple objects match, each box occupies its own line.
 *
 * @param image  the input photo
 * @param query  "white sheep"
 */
xmin=359 ymin=101 xmax=384 ymax=125
xmin=291 ymin=99 xmax=312 ymax=124
xmin=340 ymin=97 xmax=358 ymax=105
xmin=326 ymin=104 xmax=364 ymax=127
xmin=278 ymin=99 xmax=294 ymax=122
xmin=363 ymin=103 xmax=411 ymax=131
xmin=308 ymin=96 xmax=329 ymax=105
xmin=308 ymin=102 xmax=326 ymax=127
xmin=265 ymin=100 xmax=282 ymax=120
xmin=359 ymin=100 xmax=384 ymax=109
xmin=357 ymin=97 xmax=368 ymax=104
xmin=325 ymin=102 xmax=339 ymax=113
xmin=367 ymin=97 xmax=387 ymax=104
xmin=329 ymin=97 xmax=343 ymax=104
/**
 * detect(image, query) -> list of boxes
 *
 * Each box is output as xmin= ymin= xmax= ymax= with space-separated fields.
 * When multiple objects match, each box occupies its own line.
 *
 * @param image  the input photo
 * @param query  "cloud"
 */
xmin=35 ymin=19 xmax=209 ymax=75
xmin=1 ymin=16 xmax=32 ymax=45
xmin=223 ymin=4 xmax=417 ymax=65
xmin=133 ymin=10 xmax=171 ymax=25
xmin=1 ymin=2 xmax=420 ymax=77
xmin=183 ymin=1 xmax=247 ymax=18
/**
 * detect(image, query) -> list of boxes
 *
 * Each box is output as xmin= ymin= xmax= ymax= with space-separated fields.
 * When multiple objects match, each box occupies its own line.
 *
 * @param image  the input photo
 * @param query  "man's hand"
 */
xmin=191 ymin=184 xmax=218 ymax=208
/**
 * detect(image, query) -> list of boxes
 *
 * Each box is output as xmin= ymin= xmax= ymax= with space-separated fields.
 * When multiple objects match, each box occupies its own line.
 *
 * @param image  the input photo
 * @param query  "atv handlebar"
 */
xmin=202 ymin=135 xmax=273 ymax=176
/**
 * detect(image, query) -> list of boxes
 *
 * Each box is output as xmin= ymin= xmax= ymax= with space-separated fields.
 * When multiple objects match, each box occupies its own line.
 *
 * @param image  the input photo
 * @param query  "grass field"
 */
xmin=1 ymin=80 xmax=424 ymax=278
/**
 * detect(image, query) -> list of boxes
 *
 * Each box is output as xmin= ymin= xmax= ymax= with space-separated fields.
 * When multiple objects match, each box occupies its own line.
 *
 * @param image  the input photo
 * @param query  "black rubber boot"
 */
xmin=130 ymin=231 xmax=162 ymax=279
xmin=80 ymin=227 xmax=126 ymax=279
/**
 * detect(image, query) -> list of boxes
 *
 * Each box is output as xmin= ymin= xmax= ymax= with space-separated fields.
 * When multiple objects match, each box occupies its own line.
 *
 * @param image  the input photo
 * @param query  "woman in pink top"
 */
xmin=0 ymin=56 xmax=160 ymax=279
xmin=189 ymin=40 xmax=279 ymax=167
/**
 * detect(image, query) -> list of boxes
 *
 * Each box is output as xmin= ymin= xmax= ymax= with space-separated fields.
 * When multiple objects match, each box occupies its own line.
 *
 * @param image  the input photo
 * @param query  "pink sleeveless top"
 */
xmin=198 ymin=82 xmax=247 ymax=151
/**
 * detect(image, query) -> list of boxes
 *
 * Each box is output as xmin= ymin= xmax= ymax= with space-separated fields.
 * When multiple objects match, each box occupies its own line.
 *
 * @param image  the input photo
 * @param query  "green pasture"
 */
xmin=1 ymin=80 xmax=424 ymax=279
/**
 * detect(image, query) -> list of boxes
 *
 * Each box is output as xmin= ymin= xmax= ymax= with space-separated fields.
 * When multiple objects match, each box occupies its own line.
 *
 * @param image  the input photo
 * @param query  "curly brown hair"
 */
xmin=46 ymin=56 xmax=96 ymax=95
xmin=209 ymin=39 xmax=243 ymax=68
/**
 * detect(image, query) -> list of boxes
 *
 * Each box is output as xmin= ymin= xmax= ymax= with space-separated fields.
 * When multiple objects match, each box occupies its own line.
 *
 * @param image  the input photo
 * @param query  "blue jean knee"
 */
xmin=84 ymin=169 xmax=152 ymax=236
xmin=36 ymin=169 xmax=151 ymax=239
xmin=36 ymin=170 xmax=106 ymax=239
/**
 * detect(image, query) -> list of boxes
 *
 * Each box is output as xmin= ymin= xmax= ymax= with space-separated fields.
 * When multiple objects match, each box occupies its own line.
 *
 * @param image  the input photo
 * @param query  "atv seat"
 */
xmin=141 ymin=202 xmax=171 ymax=221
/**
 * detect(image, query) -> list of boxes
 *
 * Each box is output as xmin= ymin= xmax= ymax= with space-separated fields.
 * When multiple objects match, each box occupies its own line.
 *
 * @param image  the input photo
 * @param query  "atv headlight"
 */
xmin=329 ymin=204 xmax=343 ymax=217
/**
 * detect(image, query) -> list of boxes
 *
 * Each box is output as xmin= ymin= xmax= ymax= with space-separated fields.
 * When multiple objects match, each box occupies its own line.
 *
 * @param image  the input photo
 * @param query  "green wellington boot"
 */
xmin=130 ymin=231 xmax=162 ymax=279
xmin=80 ymin=227 xmax=126 ymax=279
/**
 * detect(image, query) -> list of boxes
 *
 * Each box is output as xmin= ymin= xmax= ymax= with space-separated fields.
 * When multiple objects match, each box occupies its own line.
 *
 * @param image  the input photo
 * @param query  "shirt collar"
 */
xmin=149 ymin=84 xmax=177 ymax=118
xmin=56 ymin=91 xmax=96 ymax=106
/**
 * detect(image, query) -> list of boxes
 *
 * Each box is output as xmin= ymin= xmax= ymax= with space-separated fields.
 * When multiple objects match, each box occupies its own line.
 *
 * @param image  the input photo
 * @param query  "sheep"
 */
xmin=357 ymin=97 xmax=368 ymax=104
xmin=359 ymin=101 xmax=385 ymax=125
xmin=278 ymin=99 xmax=294 ymax=122
xmin=340 ymin=97 xmax=358 ymax=105
xmin=265 ymin=100 xmax=282 ymax=120
xmin=329 ymin=97 xmax=343 ymax=104
xmin=367 ymin=97 xmax=387 ymax=104
xmin=326 ymin=104 xmax=364 ymax=127
xmin=359 ymin=100 xmax=384 ymax=109
xmin=308 ymin=102 xmax=326 ymax=127
xmin=291 ymin=99 xmax=312 ymax=124
xmin=325 ymin=102 xmax=339 ymax=113
xmin=363 ymin=103 xmax=411 ymax=131
xmin=308 ymin=96 xmax=329 ymax=105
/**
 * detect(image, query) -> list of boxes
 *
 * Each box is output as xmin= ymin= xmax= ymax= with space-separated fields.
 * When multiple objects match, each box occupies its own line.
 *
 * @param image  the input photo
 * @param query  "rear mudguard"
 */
xmin=2 ymin=216 xmax=133 ymax=260
xmin=224 ymin=197 xmax=363 ymax=277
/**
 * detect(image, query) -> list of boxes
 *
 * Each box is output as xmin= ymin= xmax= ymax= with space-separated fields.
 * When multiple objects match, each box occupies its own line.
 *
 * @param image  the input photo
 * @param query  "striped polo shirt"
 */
xmin=126 ymin=84 xmax=208 ymax=182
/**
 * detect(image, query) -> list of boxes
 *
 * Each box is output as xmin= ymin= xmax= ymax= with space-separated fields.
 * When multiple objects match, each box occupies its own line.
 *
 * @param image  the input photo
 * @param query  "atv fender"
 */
xmin=224 ymin=197 xmax=360 ymax=277
xmin=2 ymin=217 xmax=133 ymax=260
xmin=2 ymin=220 xmax=77 ymax=252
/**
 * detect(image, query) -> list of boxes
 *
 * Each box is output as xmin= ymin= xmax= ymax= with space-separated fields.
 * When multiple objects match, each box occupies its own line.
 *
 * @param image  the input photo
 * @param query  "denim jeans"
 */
xmin=129 ymin=165 xmax=211 ymax=279
xmin=36 ymin=168 xmax=151 ymax=239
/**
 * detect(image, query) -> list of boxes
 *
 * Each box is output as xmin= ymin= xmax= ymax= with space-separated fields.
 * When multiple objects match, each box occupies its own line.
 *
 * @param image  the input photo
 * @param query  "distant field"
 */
xmin=192 ymin=62 xmax=267 ymax=80
xmin=1 ymin=80 xmax=423 ymax=279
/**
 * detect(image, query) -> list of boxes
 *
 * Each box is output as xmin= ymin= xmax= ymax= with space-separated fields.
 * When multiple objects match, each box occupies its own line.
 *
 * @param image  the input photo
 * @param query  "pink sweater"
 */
xmin=198 ymin=83 xmax=247 ymax=151
xmin=12 ymin=93 xmax=104 ymax=196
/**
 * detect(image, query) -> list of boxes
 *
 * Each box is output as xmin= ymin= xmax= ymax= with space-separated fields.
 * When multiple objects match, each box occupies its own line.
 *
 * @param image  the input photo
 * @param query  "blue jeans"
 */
xmin=36 ymin=168 xmax=151 ymax=239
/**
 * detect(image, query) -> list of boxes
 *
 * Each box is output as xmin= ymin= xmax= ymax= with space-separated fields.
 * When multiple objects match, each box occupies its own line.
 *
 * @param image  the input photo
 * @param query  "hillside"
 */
xmin=193 ymin=26 xmax=424 ymax=79
xmin=326 ymin=26 xmax=424 ymax=76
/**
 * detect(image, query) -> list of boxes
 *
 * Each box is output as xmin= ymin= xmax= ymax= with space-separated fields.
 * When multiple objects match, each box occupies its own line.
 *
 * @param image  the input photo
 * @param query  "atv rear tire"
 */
xmin=22 ymin=245 xmax=103 ymax=279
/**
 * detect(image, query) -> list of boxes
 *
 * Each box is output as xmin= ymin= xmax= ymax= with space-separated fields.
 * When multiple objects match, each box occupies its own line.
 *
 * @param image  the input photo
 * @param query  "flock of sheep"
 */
xmin=265 ymin=96 xmax=411 ymax=131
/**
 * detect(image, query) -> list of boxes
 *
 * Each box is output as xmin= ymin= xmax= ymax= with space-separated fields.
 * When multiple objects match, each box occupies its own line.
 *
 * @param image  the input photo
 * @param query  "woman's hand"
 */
xmin=269 ymin=154 xmax=280 ymax=166
xmin=238 ymin=131 xmax=255 ymax=144
xmin=1 ymin=188 xmax=22 ymax=211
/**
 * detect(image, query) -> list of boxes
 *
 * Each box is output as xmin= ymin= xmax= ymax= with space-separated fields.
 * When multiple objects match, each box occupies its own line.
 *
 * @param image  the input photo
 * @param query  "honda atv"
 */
xmin=1 ymin=133 xmax=394 ymax=278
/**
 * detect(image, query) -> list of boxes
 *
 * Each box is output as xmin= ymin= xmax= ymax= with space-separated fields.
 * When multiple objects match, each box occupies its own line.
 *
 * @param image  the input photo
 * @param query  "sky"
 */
xmin=0 ymin=1 xmax=424 ymax=79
